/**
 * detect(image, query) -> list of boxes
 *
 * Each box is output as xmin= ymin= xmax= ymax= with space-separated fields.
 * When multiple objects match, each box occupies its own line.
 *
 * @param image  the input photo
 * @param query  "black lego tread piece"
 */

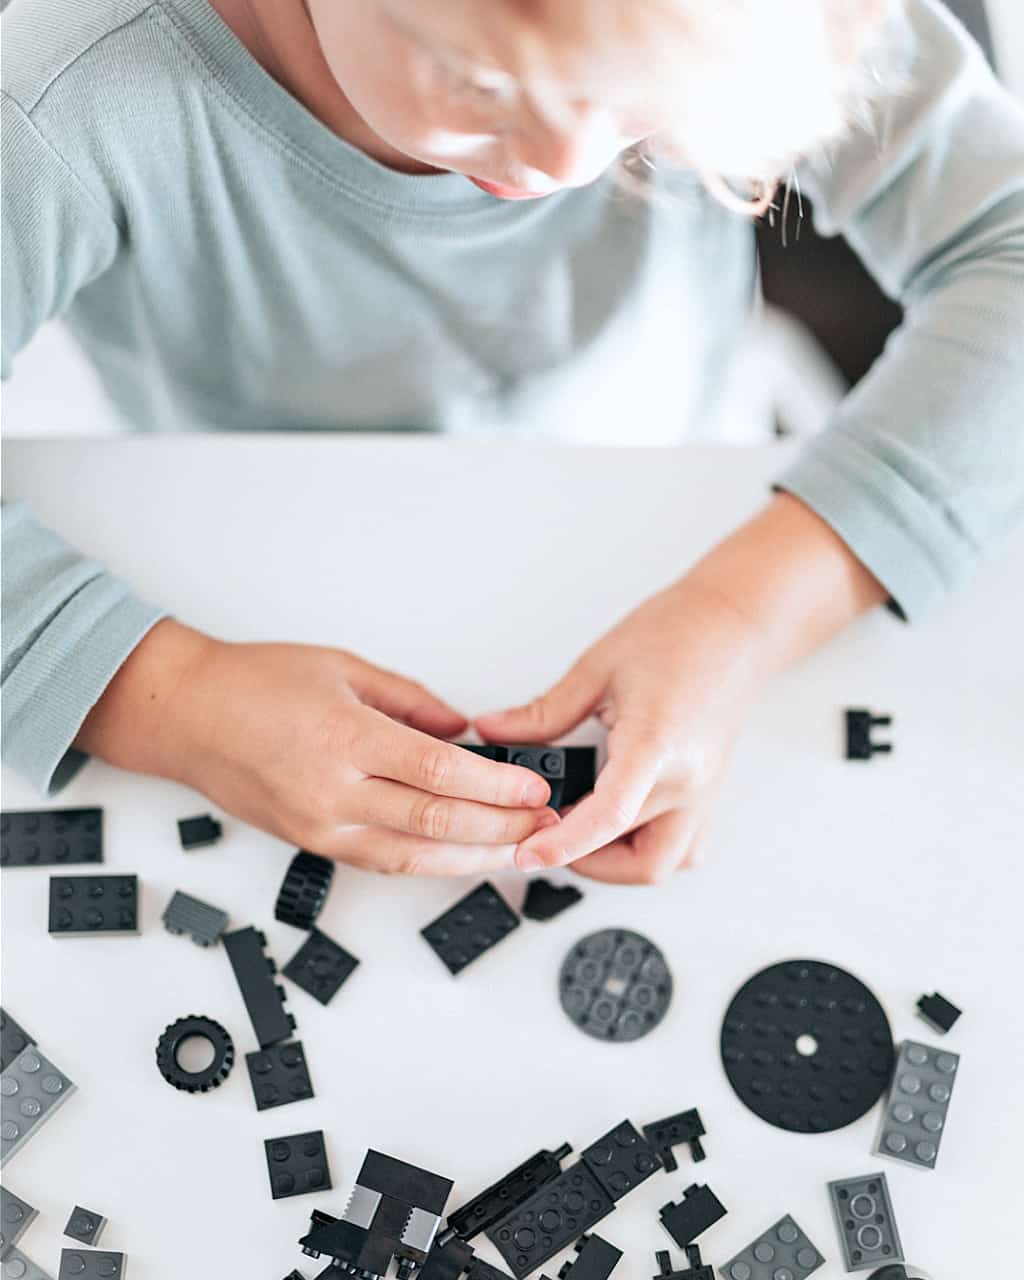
xmin=720 ymin=958 xmax=895 ymax=1134
xmin=155 ymin=1015 xmax=235 ymax=1093
xmin=653 ymin=1247 xmax=713 ymax=1280
xmin=421 ymin=882 xmax=520 ymax=976
xmin=223 ymin=926 xmax=296 ymax=1048
xmin=58 ymin=1250 xmax=126 ymax=1279
xmin=265 ymin=1129 xmax=332 ymax=1199
xmin=246 ymin=1040 xmax=314 ymax=1110
xmin=558 ymin=1234 xmax=622 ymax=1280
xmin=1 ymin=1184 xmax=39 ymax=1251
xmin=559 ymin=929 xmax=673 ymax=1042
xmin=177 ymin=813 xmax=223 ymax=849
xmin=2 ymin=807 xmax=103 ymax=869
xmin=48 ymin=874 xmax=139 ymax=936
xmin=658 ymin=1184 xmax=726 ymax=1248
xmin=275 ymin=850 xmax=335 ymax=929
xmin=844 ymin=709 xmax=893 ymax=760
xmin=283 ymin=927 xmax=359 ymax=1005
xmin=916 ymin=992 xmax=961 ymax=1035
xmin=581 ymin=1120 xmax=661 ymax=1201
xmin=486 ymin=1162 xmax=615 ymax=1279
xmin=521 ymin=879 xmax=583 ymax=923
xmin=0 ymin=1008 xmax=36 ymax=1074
xmin=64 ymin=1205 xmax=107 ymax=1245
xmin=642 ymin=1109 xmax=706 ymax=1172
xmin=162 ymin=889 xmax=229 ymax=947
xmin=447 ymin=1143 xmax=572 ymax=1241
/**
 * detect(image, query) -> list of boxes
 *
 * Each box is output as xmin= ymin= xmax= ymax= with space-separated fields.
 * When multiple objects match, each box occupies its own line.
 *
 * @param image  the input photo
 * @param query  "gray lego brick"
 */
xmin=63 ymin=1205 xmax=107 ymax=1246
xmin=1 ymin=1046 xmax=77 ymax=1167
xmin=1 ymin=1185 xmax=38 ymax=1252
xmin=162 ymin=889 xmax=229 ymax=947
xmin=1 ymin=1247 xmax=54 ymax=1280
xmin=875 ymin=1040 xmax=959 ymax=1170
xmin=719 ymin=1214 xmax=825 ymax=1280
xmin=828 ymin=1173 xmax=903 ymax=1271
xmin=57 ymin=1251 xmax=125 ymax=1279
xmin=0 ymin=1010 xmax=36 ymax=1075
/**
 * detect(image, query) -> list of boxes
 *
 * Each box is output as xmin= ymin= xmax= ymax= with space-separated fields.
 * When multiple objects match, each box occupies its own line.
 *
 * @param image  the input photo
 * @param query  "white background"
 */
xmin=2 ymin=436 xmax=1022 ymax=1277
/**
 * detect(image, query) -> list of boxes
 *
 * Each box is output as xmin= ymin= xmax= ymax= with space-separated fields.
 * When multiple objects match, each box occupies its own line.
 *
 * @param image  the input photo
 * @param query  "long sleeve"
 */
xmin=777 ymin=0 xmax=1024 ymax=619
xmin=2 ymin=91 xmax=165 ymax=794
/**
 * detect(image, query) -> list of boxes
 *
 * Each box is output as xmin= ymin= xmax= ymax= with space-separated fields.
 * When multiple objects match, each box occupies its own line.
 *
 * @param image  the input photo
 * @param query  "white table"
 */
xmin=2 ymin=436 xmax=1021 ymax=1278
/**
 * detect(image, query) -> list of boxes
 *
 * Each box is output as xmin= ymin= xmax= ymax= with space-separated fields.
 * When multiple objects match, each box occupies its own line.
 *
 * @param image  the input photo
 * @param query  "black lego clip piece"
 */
xmin=844 ymin=709 xmax=893 ymax=760
xmin=653 ymin=1247 xmax=713 ymax=1280
xmin=642 ymin=1108 xmax=706 ymax=1172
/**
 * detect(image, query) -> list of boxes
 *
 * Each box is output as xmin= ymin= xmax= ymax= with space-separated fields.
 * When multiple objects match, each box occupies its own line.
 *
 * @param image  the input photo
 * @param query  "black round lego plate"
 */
xmin=720 ymin=958 xmax=895 ymax=1133
xmin=559 ymin=928 xmax=673 ymax=1042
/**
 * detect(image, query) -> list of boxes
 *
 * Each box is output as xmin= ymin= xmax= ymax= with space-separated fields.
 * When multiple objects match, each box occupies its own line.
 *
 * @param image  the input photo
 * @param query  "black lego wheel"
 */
xmin=559 ymin=928 xmax=673 ymax=1042
xmin=274 ymin=850 xmax=335 ymax=930
xmin=156 ymin=1015 xmax=235 ymax=1093
xmin=720 ymin=959 xmax=894 ymax=1133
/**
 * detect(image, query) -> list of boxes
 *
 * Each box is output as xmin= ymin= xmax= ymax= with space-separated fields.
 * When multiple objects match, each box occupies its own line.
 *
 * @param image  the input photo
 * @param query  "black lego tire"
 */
xmin=720 ymin=958 xmax=894 ymax=1134
xmin=155 ymin=1015 xmax=235 ymax=1093
xmin=274 ymin=850 xmax=335 ymax=930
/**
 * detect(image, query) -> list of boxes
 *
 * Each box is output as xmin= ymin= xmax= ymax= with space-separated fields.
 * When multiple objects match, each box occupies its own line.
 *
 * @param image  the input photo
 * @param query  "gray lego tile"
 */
xmin=875 ymin=1040 xmax=959 ymax=1170
xmin=2 ymin=1246 xmax=54 ymax=1280
xmin=827 ymin=1173 xmax=903 ymax=1271
xmin=1 ymin=1046 xmax=76 ymax=1167
xmin=720 ymin=1214 xmax=825 ymax=1280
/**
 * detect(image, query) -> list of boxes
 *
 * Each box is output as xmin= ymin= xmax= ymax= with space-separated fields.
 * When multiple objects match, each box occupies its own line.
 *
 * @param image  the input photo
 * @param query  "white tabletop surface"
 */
xmin=2 ymin=434 xmax=1021 ymax=1279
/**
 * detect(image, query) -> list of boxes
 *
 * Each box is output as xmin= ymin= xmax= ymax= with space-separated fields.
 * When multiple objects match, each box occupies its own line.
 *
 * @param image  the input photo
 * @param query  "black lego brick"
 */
xmin=558 ymin=1234 xmax=622 ymax=1280
xmin=421 ymin=882 xmax=520 ymax=976
xmin=447 ymin=1143 xmax=572 ymax=1241
xmin=265 ymin=1130 xmax=332 ymax=1200
xmin=64 ymin=1204 xmax=107 ymax=1245
xmin=177 ymin=813 xmax=222 ymax=849
xmin=466 ymin=1255 xmax=517 ymax=1280
xmin=458 ymin=745 xmax=596 ymax=809
xmin=162 ymin=889 xmax=229 ymax=947
xmin=486 ymin=1163 xmax=615 ymax=1278
xmin=223 ymin=926 xmax=296 ymax=1048
xmin=642 ymin=1109 xmax=706 ymax=1172
xmin=283 ymin=927 xmax=359 ymax=1005
xmin=653 ymin=1247 xmax=713 ymax=1280
xmin=0 ymin=1008 xmax=36 ymax=1074
xmin=916 ymin=992 xmax=961 ymax=1035
xmin=420 ymin=1237 xmax=475 ymax=1280
xmin=48 ymin=874 xmax=139 ymax=936
xmin=658 ymin=1184 xmax=727 ymax=1248
xmin=246 ymin=1040 xmax=314 ymax=1110
xmin=580 ymin=1120 xmax=661 ymax=1201
xmin=58 ymin=1250 xmax=126 ymax=1279
xmin=360 ymin=1148 xmax=454 ymax=1214
xmin=521 ymin=879 xmax=583 ymax=923
xmin=2 ymin=807 xmax=103 ymax=868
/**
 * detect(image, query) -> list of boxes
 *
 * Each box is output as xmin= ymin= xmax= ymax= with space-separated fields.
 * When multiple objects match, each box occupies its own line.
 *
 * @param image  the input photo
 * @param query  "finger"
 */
xmin=347 ymin=659 xmax=468 ymax=737
xmin=316 ymin=827 xmax=522 ymax=877
xmin=512 ymin=720 xmax=666 ymax=869
xmin=474 ymin=657 xmax=601 ymax=744
xmin=344 ymin=776 xmax=561 ymax=845
xmin=350 ymin=705 xmax=553 ymax=806
xmin=569 ymin=808 xmax=696 ymax=885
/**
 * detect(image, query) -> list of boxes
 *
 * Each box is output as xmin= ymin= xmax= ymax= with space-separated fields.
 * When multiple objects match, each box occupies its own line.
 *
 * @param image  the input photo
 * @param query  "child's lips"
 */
xmin=467 ymin=175 xmax=554 ymax=200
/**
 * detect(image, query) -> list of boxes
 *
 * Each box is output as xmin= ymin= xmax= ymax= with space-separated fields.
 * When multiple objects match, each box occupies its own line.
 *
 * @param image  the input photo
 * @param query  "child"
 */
xmin=3 ymin=0 xmax=1022 ymax=884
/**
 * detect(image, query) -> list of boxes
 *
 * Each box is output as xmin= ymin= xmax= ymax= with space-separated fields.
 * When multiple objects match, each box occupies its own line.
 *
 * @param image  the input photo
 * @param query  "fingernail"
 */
xmin=517 ymin=847 xmax=545 ymax=871
xmin=522 ymin=779 xmax=550 ymax=806
xmin=534 ymin=809 xmax=561 ymax=830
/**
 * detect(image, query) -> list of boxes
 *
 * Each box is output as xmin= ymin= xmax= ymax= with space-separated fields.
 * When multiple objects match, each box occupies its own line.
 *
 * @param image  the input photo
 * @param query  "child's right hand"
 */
xmin=74 ymin=618 xmax=559 ymax=875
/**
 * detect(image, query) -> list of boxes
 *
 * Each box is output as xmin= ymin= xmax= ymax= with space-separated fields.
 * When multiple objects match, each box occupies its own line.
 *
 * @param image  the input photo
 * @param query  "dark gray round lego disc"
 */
xmin=559 ymin=928 xmax=673 ymax=1042
xmin=721 ymin=959 xmax=895 ymax=1133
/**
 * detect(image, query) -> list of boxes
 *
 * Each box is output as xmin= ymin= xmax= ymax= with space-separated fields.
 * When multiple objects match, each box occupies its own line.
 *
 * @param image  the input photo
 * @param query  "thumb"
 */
xmin=475 ymin=659 xmax=601 ymax=744
xmin=349 ymin=659 xmax=468 ymax=737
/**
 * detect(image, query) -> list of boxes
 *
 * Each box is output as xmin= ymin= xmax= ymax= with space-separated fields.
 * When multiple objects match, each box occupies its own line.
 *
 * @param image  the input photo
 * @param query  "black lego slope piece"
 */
xmin=177 ymin=814 xmax=223 ymax=849
xmin=580 ymin=1120 xmax=661 ymax=1201
xmin=486 ymin=1162 xmax=614 ymax=1279
xmin=557 ymin=1234 xmax=623 ymax=1280
xmin=2 ymin=807 xmax=103 ymax=868
xmin=275 ymin=850 xmax=335 ymax=930
xmin=521 ymin=879 xmax=583 ymax=923
xmin=421 ymin=882 xmax=520 ymax=976
xmin=916 ymin=991 xmax=961 ymax=1034
xmin=642 ymin=1109 xmax=706 ymax=1171
xmin=224 ymin=926 xmax=296 ymax=1048
xmin=0 ymin=1008 xmax=36 ymax=1073
xmin=447 ymin=1143 xmax=572 ymax=1241
xmin=283 ymin=927 xmax=359 ymax=1005
xmin=48 ymin=874 xmax=139 ymax=936
xmin=658 ymin=1184 xmax=727 ymax=1248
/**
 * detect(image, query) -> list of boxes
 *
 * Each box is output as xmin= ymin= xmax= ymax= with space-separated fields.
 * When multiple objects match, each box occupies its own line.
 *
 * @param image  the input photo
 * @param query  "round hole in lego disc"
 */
xmin=795 ymin=1034 xmax=818 ymax=1057
xmin=176 ymin=1034 xmax=216 ymax=1073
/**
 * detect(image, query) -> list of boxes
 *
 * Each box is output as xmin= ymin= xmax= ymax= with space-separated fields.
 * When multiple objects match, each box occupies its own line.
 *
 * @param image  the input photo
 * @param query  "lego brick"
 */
xmin=48 ymin=875 xmax=139 ymax=937
xmin=875 ymin=1040 xmax=959 ymax=1170
xmin=1 ymin=1185 xmax=38 ymax=1252
xmin=1 ymin=808 xmax=103 ymax=869
xmin=223 ymin=926 xmax=296 ymax=1048
xmin=283 ymin=928 xmax=359 ymax=1005
xmin=915 ymin=993 xmax=961 ymax=1035
xmin=2 ymin=1247 xmax=54 ymax=1280
xmin=359 ymin=1149 xmax=454 ymax=1217
xmin=654 ymin=1248 xmax=713 ymax=1280
xmin=162 ymin=889 xmax=229 ymax=947
xmin=557 ymin=1234 xmax=622 ymax=1280
xmin=559 ymin=929 xmax=673 ymax=1042
xmin=1 ymin=1046 xmax=76 ymax=1167
xmin=466 ymin=1256 xmax=517 ymax=1280
xmin=63 ymin=1205 xmax=107 ymax=1246
xmin=419 ymin=1236 xmax=475 ymax=1280
xmin=447 ymin=1143 xmax=572 ymax=1241
xmin=177 ymin=814 xmax=222 ymax=849
xmin=828 ymin=1173 xmax=903 ymax=1272
xmin=642 ymin=1109 xmax=706 ymax=1171
xmin=246 ymin=1040 xmax=314 ymax=1110
xmin=581 ymin=1120 xmax=661 ymax=1200
xmin=659 ymin=1185 xmax=727 ymax=1248
xmin=58 ymin=1251 xmax=125 ymax=1279
xmin=421 ymin=882 xmax=520 ymax=976
xmin=275 ymin=850 xmax=335 ymax=930
xmin=265 ymin=1130 xmax=332 ymax=1200
xmin=521 ymin=880 xmax=583 ymax=923
xmin=486 ymin=1162 xmax=615 ymax=1279
xmin=0 ymin=1010 xmax=36 ymax=1075
xmin=719 ymin=1215 xmax=824 ymax=1280
xmin=458 ymin=745 xmax=596 ymax=809
xmin=844 ymin=710 xmax=892 ymax=760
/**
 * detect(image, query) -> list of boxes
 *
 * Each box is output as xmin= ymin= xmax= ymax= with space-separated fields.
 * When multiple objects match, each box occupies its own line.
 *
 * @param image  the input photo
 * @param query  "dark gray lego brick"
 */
xmin=1 ymin=809 xmax=103 ymax=869
xmin=0 ymin=1010 xmax=36 ymax=1075
xmin=580 ymin=1120 xmax=661 ymax=1200
xmin=486 ymin=1162 xmax=615 ymax=1278
xmin=1 ymin=1046 xmax=76 ymax=1167
xmin=658 ymin=1184 xmax=727 ymax=1248
xmin=1 ymin=1185 xmax=38 ymax=1252
xmin=161 ymin=889 xmax=229 ymax=947
xmin=264 ymin=1130 xmax=332 ymax=1200
xmin=421 ymin=882 xmax=520 ymax=976
xmin=48 ymin=875 xmax=139 ymax=937
xmin=57 ymin=1250 xmax=125 ymax=1279
xmin=828 ymin=1173 xmax=903 ymax=1272
xmin=559 ymin=929 xmax=673 ymax=1042
xmin=875 ymin=1040 xmax=959 ymax=1170
xmin=719 ymin=1215 xmax=825 ymax=1280
xmin=223 ymin=927 xmax=296 ymax=1049
xmin=177 ymin=814 xmax=222 ymax=850
xmin=63 ymin=1205 xmax=107 ymax=1247
xmin=283 ymin=928 xmax=359 ymax=1005
xmin=246 ymin=1040 xmax=314 ymax=1110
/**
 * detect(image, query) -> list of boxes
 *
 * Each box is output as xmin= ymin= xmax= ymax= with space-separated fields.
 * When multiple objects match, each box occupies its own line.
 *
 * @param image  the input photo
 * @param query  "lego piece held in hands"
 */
xmin=1 ymin=808 xmax=103 ymax=869
xmin=421 ymin=883 xmax=520 ymax=976
xmin=446 ymin=1143 xmax=572 ymax=1242
xmin=0 ymin=1009 xmax=36 ymax=1075
xmin=557 ymin=1235 xmax=622 ymax=1280
xmin=265 ymin=1130 xmax=332 ymax=1200
xmin=659 ymin=1184 xmax=726 ymax=1248
xmin=155 ymin=1015 xmax=235 ymax=1094
xmin=654 ymin=1247 xmax=714 ymax=1280
xmin=1 ymin=1185 xmax=38 ymax=1252
xmin=720 ymin=1215 xmax=825 ymax=1280
xmin=581 ymin=1120 xmax=661 ymax=1200
xmin=844 ymin=710 xmax=893 ymax=760
xmin=828 ymin=1173 xmax=903 ymax=1272
xmin=458 ymin=744 xmax=597 ymax=809
xmin=875 ymin=1041 xmax=959 ymax=1171
xmin=915 ymin=992 xmax=961 ymax=1035
xmin=283 ymin=928 xmax=359 ymax=1005
xmin=275 ymin=851 xmax=335 ymax=930
xmin=162 ymin=890 xmax=229 ymax=947
xmin=521 ymin=879 xmax=583 ymax=923
xmin=1 ymin=1046 xmax=76 ymax=1168
xmin=48 ymin=875 xmax=139 ymax=937
xmin=560 ymin=929 xmax=673 ymax=1042
xmin=642 ymin=1109 xmax=706 ymax=1171
xmin=58 ymin=1250 xmax=125 ymax=1279
xmin=64 ymin=1205 xmax=107 ymax=1246
xmin=223 ymin=927 xmax=296 ymax=1048
xmin=246 ymin=1041 xmax=314 ymax=1111
xmin=486 ymin=1162 xmax=614 ymax=1279
xmin=177 ymin=814 xmax=222 ymax=850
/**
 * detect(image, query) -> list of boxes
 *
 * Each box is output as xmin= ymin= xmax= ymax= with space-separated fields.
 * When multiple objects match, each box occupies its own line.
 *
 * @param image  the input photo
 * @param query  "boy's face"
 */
xmin=307 ymin=0 xmax=653 ymax=199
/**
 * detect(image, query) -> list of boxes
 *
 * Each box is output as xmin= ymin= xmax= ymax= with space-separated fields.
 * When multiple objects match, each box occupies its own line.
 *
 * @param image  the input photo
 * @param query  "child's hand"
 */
xmin=76 ymin=620 xmax=557 ymax=876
